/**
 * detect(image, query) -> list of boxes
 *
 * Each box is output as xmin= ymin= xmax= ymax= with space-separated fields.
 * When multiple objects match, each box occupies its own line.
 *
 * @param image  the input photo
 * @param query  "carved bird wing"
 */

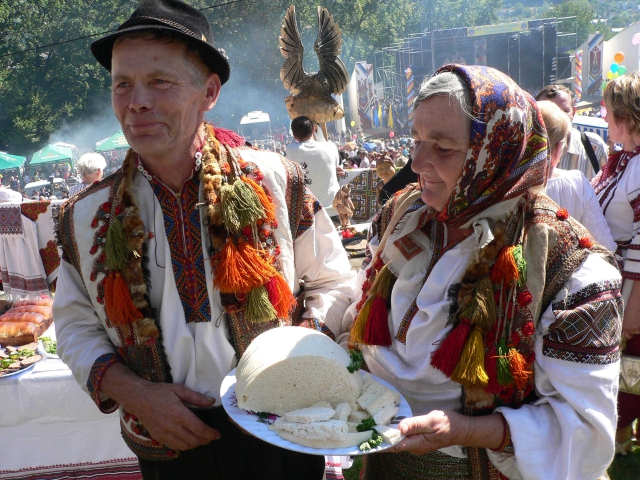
xmin=279 ymin=5 xmax=305 ymax=91
xmin=314 ymin=6 xmax=348 ymax=95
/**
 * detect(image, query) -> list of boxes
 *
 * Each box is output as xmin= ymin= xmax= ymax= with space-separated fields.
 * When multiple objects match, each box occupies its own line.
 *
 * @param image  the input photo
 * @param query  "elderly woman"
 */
xmin=538 ymin=101 xmax=616 ymax=251
xmin=343 ymin=65 xmax=622 ymax=479
xmin=375 ymin=156 xmax=396 ymax=204
xmin=68 ymin=152 xmax=107 ymax=197
xmin=593 ymin=72 xmax=640 ymax=453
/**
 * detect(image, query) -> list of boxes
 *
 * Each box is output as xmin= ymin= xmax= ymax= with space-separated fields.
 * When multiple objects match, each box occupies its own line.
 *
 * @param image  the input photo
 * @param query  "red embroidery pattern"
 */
xmin=39 ymin=240 xmax=60 ymax=278
xmin=21 ymin=201 xmax=49 ymax=221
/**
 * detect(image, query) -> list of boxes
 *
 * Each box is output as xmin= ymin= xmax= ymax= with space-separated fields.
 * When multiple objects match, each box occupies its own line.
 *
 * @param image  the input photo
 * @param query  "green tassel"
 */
xmin=513 ymin=244 xmax=527 ymax=287
xmin=497 ymin=338 xmax=513 ymax=386
xmin=233 ymin=179 xmax=266 ymax=227
xmin=220 ymin=183 xmax=241 ymax=233
xmin=460 ymin=276 xmax=496 ymax=331
xmin=104 ymin=217 xmax=129 ymax=271
xmin=246 ymin=286 xmax=277 ymax=323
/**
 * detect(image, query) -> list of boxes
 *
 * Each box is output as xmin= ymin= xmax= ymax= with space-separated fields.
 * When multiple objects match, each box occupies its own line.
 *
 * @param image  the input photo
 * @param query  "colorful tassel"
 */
xmin=219 ymin=184 xmax=242 ymax=233
xmin=497 ymin=339 xmax=513 ymax=386
xmin=512 ymin=244 xmax=527 ymax=286
xmin=243 ymin=177 xmax=276 ymax=224
xmin=246 ymin=285 xmax=277 ymax=323
xmin=350 ymin=298 xmax=373 ymax=344
xmin=485 ymin=345 xmax=501 ymax=394
xmin=362 ymin=296 xmax=392 ymax=346
xmin=265 ymin=275 xmax=296 ymax=318
xmin=369 ymin=265 xmax=396 ymax=298
xmin=104 ymin=218 xmax=129 ymax=271
xmin=460 ymin=276 xmax=496 ymax=331
xmin=430 ymin=319 xmax=472 ymax=377
xmin=509 ymin=347 xmax=532 ymax=390
xmin=232 ymin=179 xmax=266 ymax=227
xmin=214 ymin=240 xmax=278 ymax=293
xmin=104 ymin=272 xmax=144 ymax=325
xmin=451 ymin=327 xmax=489 ymax=387
xmin=490 ymin=246 xmax=519 ymax=286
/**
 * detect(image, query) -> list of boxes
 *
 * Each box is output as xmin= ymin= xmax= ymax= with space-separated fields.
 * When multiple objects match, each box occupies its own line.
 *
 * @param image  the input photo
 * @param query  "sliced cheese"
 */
xmin=284 ymin=407 xmax=335 ymax=423
xmin=332 ymin=403 xmax=351 ymax=422
xmin=347 ymin=410 xmax=371 ymax=423
xmin=372 ymin=404 xmax=399 ymax=426
xmin=374 ymin=424 xmax=403 ymax=445
xmin=312 ymin=401 xmax=332 ymax=408
xmin=276 ymin=430 xmax=373 ymax=449
xmin=272 ymin=418 xmax=348 ymax=440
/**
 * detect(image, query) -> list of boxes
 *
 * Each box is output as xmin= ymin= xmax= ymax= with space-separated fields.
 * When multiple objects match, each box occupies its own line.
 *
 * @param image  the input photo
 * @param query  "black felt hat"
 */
xmin=91 ymin=0 xmax=230 ymax=85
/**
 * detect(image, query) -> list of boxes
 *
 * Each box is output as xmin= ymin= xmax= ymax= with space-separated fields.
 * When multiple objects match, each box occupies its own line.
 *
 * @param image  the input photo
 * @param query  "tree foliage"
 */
xmin=543 ymin=0 xmax=599 ymax=47
xmin=0 ymin=0 xmax=502 ymax=155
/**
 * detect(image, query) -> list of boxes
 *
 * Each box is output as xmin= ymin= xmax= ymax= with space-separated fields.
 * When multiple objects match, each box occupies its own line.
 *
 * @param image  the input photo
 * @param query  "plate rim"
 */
xmin=220 ymin=367 xmax=411 ymax=456
xmin=0 ymin=359 xmax=38 ymax=378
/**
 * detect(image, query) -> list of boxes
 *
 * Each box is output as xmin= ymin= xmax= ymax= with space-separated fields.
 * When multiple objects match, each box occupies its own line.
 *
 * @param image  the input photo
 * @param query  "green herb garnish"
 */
xmin=347 ymin=350 xmax=364 ymax=373
xmin=359 ymin=431 xmax=384 ymax=451
xmin=40 ymin=337 xmax=57 ymax=354
xmin=356 ymin=417 xmax=376 ymax=432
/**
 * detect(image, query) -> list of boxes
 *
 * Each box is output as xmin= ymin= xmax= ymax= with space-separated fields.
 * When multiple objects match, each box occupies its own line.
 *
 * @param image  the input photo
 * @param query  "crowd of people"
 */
xmin=3 ymin=0 xmax=636 ymax=479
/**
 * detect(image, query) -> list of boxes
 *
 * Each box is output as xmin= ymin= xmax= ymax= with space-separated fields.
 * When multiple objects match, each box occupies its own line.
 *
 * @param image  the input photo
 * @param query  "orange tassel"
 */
xmin=484 ymin=345 xmax=501 ymax=395
xmin=430 ymin=319 xmax=472 ymax=377
xmin=214 ymin=240 xmax=278 ymax=293
xmin=243 ymin=177 xmax=276 ymax=224
xmin=362 ymin=296 xmax=392 ymax=346
xmin=509 ymin=347 xmax=532 ymax=390
xmin=265 ymin=275 xmax=296 ymax=318
xmin=104 ymin=272 xmax=144 ymax=325
xmin=490 ymin=246 xmax=519 ymax=285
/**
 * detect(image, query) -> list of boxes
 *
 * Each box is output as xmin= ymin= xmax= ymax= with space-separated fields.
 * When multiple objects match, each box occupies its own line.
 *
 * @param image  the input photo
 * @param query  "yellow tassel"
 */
xmin=369 ymin=265 xmax=395 ymax=298
xmin=451 ymin=327 xmax=489 ymax=388
xmin=246 ymin=286 xmax=277 ymax=323
xmin=460 ymin=276 xmax=496 ymax=331
xmin=350 ymin=298 xmax=373 ymax=344
xmin=509 ymin=347 xmax=532 ymax=390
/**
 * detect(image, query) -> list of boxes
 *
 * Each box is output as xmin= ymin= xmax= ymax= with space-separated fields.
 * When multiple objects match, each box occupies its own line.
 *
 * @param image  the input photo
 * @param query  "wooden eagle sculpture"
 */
xmin=279 ymin=5 xmax=349 ymax=139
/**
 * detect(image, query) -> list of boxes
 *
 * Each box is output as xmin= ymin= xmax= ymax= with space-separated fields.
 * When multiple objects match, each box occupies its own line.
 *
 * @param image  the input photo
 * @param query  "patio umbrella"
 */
xmin=0 ymin=152 xmax=26 ymax=171
xmin=96 ymin=130 xmax=129 ymax=151
xmin=30 ymin=144 xmax=74 ymax=166
xmin=362 ymin=142 xmax=376 ymax=153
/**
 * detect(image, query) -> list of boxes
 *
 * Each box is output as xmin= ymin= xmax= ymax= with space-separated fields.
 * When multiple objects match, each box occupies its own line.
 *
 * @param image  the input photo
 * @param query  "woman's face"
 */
xmin=603 ymin=103 xmax=627 ymax=147
xmin=376 ymin=162 xmax=395 ymax=183
xmin=411 ymin=96 xmax=470 ymax=211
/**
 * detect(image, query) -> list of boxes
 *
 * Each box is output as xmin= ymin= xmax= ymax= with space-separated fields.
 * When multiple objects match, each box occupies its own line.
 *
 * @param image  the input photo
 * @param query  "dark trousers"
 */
xmin=619 ymin=333 xmax=640 ymax=429
xmin=137 ymin=407 xmax=325 ymax=480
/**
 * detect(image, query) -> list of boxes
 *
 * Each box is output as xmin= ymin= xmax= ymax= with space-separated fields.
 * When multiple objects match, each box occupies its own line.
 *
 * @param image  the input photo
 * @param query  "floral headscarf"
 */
xmin=434 ymin=65 xmax=549 ymax=228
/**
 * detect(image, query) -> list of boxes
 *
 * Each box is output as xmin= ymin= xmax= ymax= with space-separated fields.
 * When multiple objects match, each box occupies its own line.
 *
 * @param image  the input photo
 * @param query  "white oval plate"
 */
xmin=220 ymin=368 xmax=412 ymax=455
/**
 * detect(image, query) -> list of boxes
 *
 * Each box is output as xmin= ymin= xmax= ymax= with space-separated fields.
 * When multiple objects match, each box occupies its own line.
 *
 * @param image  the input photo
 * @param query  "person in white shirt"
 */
xmin=0 ymin=183 xmax=22 ymax=203
xmin=68 ymin=152 xmax=107 ymax=197
xmin=538 ymin=100 xmax=616 ymax=251
xmin=286 ymin=116 xmax=343 ymax=217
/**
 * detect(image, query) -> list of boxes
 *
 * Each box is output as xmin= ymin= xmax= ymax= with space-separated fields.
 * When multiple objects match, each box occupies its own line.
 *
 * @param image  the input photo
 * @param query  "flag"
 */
xmin=373 ymin=104 xmax=380 ymax=127
xmin=387 ymin=107 xmax=394 ymax=129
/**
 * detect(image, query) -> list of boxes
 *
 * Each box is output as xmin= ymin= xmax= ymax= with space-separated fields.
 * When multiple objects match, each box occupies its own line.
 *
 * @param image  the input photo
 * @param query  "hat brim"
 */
xmin=91 ymin=24 xmax=230 ymax=85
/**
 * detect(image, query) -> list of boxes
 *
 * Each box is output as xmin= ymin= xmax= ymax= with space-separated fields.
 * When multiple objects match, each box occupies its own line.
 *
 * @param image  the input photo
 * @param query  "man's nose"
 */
xmin=128 ymin=84 xmax=152 ymax=112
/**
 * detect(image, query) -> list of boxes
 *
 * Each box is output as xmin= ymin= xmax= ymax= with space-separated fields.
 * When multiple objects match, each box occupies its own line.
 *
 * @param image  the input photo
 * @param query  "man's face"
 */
xmin=541 ymin=92 xmax=575 ymax=120
xmin=111 ymin=38 xmax=220 ymax=161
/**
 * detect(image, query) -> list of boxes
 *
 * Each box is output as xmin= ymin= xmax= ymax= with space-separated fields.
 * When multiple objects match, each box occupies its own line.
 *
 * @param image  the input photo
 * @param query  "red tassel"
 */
xmin=484 ymin=345 xmax=501 ymax=394
xmin=265 ymin=275 xmax=296 ymax=318
xmin=104 ymin=272 xmax=144 ymax=326
xmin=210 ymin=126 xmax=246 ymax=147
xmin=362 ymin=296 xmax=392 ymax=346
xmin=430 ymin=320 xmax=472 ymax=377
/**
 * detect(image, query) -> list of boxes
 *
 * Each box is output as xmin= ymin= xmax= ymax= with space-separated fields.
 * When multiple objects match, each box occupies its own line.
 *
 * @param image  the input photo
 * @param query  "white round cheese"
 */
xmin=236 ymin=326 xmax=363 ymax=416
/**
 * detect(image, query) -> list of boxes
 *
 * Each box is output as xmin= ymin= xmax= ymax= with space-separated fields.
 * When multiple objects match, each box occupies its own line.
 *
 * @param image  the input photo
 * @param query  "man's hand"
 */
xmin=101 ymin=363 xmax=219 ymax=451
xmin=336 ymin=166 xmax=347 ymax=179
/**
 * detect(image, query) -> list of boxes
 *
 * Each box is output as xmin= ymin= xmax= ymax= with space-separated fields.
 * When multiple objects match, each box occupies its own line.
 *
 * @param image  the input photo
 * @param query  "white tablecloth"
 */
xmin=0 ymin=356 xmax=140 ymax=478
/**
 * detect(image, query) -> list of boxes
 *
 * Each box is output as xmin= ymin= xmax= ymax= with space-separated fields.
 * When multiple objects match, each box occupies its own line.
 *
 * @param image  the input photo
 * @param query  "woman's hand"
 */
xmin=386 ymin=410 xmax=505 ymax=455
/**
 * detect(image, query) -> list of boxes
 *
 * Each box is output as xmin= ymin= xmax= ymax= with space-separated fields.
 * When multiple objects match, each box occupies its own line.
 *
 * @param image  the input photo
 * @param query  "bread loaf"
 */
xmin=0 ymin=312 xmax=49 ymax=325
xmin=5 ymin=306 xmax=52 ymax=321
xmin=236 ymin=326 xmax=363 ymax=416
xmin=0 ymin=320 xmax=46 ymax=346
xmin=13 ymin=298 xmax=53 ymax=307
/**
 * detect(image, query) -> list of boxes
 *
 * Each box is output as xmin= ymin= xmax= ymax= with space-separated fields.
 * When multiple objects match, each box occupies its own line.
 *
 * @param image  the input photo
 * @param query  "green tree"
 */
xmin=543 ymin=0 xmax=600 ymax=46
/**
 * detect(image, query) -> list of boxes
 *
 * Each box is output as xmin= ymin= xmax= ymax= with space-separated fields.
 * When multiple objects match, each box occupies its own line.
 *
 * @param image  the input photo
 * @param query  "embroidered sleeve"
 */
xmin=543 ymin=280 xmax=622 ymax=364
xmin=296 ymin=317 xmax=336 ymax=340
xmin=624 ymin=191 xmax=640 ymax=280
xmin=296 ymin=189 xmax=322 ymax=239
xmin=87 ymin=352 xmax=123 ymax=413
xmin=56 ymin=198 xmax=83 ymax=277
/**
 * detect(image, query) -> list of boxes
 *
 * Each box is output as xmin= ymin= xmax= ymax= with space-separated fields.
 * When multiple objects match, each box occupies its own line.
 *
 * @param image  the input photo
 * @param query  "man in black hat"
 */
xmin=53 ymin=1 xmax=355 ymax=478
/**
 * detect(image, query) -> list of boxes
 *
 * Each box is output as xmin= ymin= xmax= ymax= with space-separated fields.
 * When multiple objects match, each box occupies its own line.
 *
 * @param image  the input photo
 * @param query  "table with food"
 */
xmin=0 ymin=296 xmax=140 ymax=479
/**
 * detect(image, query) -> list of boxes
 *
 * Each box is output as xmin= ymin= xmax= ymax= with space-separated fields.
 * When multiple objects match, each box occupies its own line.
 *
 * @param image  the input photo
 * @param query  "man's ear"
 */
xmin=202 ymin=73 xmax=222 ymax=112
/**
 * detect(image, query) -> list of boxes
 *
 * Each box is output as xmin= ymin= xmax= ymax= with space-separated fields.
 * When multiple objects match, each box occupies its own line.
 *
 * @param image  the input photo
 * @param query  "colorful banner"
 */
xmin=467 ymin=21 xmax=527 ymax=37
xmin=406 ymin=68 xmax=416 ymax=125
xmin=587 ymin=34 xmax=603 ymax=97
xmin=355 ymin=61 xmax=375 ymax=129
xmin=575 ymin=50 xmax=583 ymax=101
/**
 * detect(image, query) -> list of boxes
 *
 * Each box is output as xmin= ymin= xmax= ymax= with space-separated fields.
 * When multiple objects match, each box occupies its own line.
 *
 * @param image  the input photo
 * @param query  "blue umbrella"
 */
xmin=363 ymin=142 xmax=376 ymax=153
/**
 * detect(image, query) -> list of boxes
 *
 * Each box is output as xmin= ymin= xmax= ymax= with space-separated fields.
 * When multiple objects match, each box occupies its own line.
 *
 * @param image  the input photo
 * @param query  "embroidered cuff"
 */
xmin=87 ymin=352 xmax=123 ymax=413
xmin=297 ymin=317 xmax=336 ymax=341
xmin=490 ymin=415 xmax=514 ymax=454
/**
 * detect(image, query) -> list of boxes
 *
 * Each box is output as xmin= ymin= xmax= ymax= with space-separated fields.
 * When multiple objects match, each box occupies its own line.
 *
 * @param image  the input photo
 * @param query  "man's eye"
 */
xmin=114 ymin=82 xmax=130 ymax=93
